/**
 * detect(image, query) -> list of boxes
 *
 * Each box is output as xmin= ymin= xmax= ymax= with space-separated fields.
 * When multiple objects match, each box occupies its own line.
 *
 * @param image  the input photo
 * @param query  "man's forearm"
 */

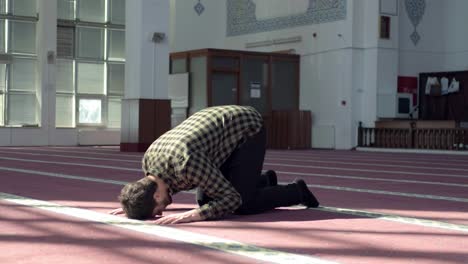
xmin=198 ymin=193 xmax=242 ymax=220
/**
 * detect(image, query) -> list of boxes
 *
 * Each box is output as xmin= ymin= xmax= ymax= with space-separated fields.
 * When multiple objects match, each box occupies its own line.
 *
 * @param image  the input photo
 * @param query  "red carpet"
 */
xmin=0 ymin=146 xmax=467 ymax=264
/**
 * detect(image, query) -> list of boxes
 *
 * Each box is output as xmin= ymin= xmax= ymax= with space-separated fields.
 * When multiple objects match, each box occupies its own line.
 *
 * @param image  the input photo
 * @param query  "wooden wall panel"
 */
xmin=267 ymin=110 xmax=311 ymax=149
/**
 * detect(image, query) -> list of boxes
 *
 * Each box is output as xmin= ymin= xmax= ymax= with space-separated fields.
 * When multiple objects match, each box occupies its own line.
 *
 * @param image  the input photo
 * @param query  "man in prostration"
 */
xmin=112 ymin=105 xmax=319 ymax=224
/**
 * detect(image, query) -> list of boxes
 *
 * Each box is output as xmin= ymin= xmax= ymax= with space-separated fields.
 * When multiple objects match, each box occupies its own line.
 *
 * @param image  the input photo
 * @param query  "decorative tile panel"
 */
xmin=405 ymin=0 xmax=426 ymax=45
xmin=227 ymin=0 xmax=347 ymax=36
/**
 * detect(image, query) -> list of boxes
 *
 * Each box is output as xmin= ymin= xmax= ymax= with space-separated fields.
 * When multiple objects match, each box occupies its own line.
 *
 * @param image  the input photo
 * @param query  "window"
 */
xmin=76 ymin=26 xmax=105 ymax=60
xmin=77 ymin=0 xmax=106 ymax=23
xmin=0 ymin=0 xmax=38 ymax=127
xmin=110 ymin=0 xmax=125 ymax=25
xmin=11 ymin=0 xmax=37 ymax=17
xmin=56 ymin=0 xmax=125 ymax=128
xmin=78 ymin=98 xmax=102 ymax=124
xmin=57 ymin=26 xmax=74 ymax=58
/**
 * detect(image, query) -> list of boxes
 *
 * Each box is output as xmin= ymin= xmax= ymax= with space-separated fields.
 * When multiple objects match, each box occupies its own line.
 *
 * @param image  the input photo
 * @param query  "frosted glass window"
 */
xmin=77 ymin=62 xmax=104 ymax=94
xmin=0 ymin=0 xmax=6 ymax=14
xmin=56 ymin=60 xmax=74 ymax=93
xmin=56 ymin=94 xmax=74 ymax=127
xmin=0 ymin=94 xmax=4 ymax=126
xmin=107 ymin=97 xmax=121 ymax=128
xmin=12 ymin=0 xmax=37 ymax=17
xmin=108 ymin=29 xmax=125 ymax=60
xmin=8 ymin=93 xmax=37 ymax=125
xmin=78 ymin=98 xmax=101 ymax=124
xmin=76 ymin=27 xmax=104 ymax=59
xmin=110 ymin=0 xmax=125 ymax=24
xmin=108 ymin=63 xmax=124 ymax=95
xmin=58 ymin=0 xmax=75 ymax=20
xmin=10 ymin=58 xmax=36 ymax=92
xmin=77 ymin=0 xmax=105 ymax=23
xmin=0 ymin=20 xmax=4 ymax=53
xmin=0 ymin=64 xmax=6 ymax=92
xmin=10 ymin=21 xmax=36 ymax=54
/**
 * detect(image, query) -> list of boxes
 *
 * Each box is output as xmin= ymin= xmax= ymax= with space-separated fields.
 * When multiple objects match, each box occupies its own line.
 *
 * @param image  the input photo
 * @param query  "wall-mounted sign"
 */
xmin=250 ymin=82 xmax=261 ymax=98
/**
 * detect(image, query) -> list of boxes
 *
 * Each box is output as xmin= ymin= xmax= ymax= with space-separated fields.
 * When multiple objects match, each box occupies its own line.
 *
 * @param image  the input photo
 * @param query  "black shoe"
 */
xmin=264 ymin=170 xmax=278 ymax=186
xmin=295 ymin=179 xmax=319 ymax=208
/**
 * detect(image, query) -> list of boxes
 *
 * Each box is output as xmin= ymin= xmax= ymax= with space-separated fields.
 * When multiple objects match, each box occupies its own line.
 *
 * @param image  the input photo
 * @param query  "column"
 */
xmin=121 ymin=0 xmax=171 ymax=152
xmin=38 ymin=0 xmax=57 ymax=145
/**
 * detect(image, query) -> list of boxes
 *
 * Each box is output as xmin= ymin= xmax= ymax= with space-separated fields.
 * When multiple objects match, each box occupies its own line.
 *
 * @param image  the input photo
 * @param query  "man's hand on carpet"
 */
xmin=109 ymin=208 xmax=125 ymax=215
xmin=153 ymin=209 xmax=202 ymax=225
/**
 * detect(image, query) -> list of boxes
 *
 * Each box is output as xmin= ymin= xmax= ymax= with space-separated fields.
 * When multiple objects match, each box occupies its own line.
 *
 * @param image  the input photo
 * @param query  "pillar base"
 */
xmin=120 ymin=143 xmax=151 ymax=152
xmin=120 ymin=99 xmax=171 ymax=152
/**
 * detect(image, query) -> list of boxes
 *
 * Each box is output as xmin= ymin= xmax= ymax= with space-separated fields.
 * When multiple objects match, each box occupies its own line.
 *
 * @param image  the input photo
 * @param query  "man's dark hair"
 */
xmin=118 ymin=177 xmax=157 ymax=220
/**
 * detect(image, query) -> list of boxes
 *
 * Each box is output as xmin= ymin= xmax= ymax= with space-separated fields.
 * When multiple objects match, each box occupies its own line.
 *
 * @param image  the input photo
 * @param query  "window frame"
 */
xmin=56 ymin=0 xmax=125 ymax=129
xmin=0 ymin=0 xmax=38 ymax=127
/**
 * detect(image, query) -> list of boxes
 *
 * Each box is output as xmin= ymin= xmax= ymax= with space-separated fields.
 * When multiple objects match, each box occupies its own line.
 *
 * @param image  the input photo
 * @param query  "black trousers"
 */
xmin=197 ymin=127 xmax=301 ymax=215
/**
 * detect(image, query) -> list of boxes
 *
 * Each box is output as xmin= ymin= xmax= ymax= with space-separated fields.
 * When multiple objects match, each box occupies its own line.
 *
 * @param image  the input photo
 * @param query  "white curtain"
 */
xmin=10 ymin=58 xmax=36 ymax=92
xmin=56 ymin=59 xmax=74 ymax=93
xmin=108 ymin=29 xmax=125 ymax=60
xmin=11 ymin=0 xmax=37 ymax=17
xmin=77 ymin=62 xmax=105 ymax=94
xmin=110 ymin=0 xmax=125 ymax=24
xmin=56 ymin=94 xmax=74 ymax=127
xmin=107 ymin=97 xmax=121 ymax=128
xmin=77 ymin=0 xmax=105 ymax=23
xmin=11 ymin=21 xmax=36 ymax=54
xmin=108 ymin=63 xmax=124 ymax=95
xmin=77 ymin=27 xmax=104 ymax=59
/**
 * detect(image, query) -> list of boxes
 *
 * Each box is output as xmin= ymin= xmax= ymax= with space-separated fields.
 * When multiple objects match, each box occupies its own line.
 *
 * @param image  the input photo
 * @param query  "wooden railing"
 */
xmin=358 ymin=122 xmax=468 ymax=150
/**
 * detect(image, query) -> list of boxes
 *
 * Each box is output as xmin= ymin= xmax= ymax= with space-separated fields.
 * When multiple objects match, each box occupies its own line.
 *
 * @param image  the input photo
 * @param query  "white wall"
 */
xmin=170 ymin=0 xmax=364 ymax=149
xmin=170 ymin=0 xmax=226 ymax=52
xmin=399 ymin=0 xmax=468 ymax=76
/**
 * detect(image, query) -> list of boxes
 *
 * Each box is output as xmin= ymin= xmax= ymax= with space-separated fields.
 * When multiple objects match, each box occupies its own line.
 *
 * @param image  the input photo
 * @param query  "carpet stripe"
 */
xmin=0 ymin=166 xmax=467 ymax=233
xmin=0 ymin=156 xmax=140 ymax=172
xmin=263 ymin=162 xmax=468 ymax=179
xmin=0 ymin=192 xmax=338 ymax=264
xmin=265 ymin=157 xmax=468 ymax=172
xmin=315 ymin=206 xmax=468 ymax=233
xmin=1 ymin=161 xmax=467 ymax=203
xmin=3 ymin=155 xmax=468 ymax=187
xmin=273 ymin=170 xmax=468 ymax=188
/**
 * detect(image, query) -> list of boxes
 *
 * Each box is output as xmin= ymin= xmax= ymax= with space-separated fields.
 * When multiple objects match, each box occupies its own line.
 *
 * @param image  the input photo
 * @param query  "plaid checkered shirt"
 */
xmin=142 ymin=105 xmax=263 ymax=219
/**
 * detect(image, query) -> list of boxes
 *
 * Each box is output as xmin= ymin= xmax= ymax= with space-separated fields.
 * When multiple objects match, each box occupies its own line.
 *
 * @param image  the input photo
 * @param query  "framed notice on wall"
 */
xmin=250 ymin=82 xmax=261 ymax=98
